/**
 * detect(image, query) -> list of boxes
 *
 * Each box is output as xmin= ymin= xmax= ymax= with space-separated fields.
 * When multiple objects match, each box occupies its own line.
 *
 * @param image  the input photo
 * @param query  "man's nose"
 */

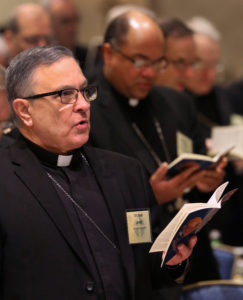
xmin=73 ymin=91 xmax=90 ymax=112
xmin=141 ymin=65 xmax=157 ymax=78
xmin=36 ymin=36 xmax=51 ymax=47
xmin=184 ymin=66 xmax=195 ymax=79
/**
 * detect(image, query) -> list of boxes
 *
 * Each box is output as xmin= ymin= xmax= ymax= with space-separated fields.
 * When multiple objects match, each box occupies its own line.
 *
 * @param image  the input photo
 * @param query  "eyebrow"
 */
xmin=53 ymin=80 xmax=88 ymax=91
xmin=133 ymin=53 xmax=165 ymax=61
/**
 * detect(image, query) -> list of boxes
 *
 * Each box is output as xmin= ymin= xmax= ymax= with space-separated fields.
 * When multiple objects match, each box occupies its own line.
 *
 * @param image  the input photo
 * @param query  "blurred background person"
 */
xmin=89 ymin=11 xmax=226 ymax=287
xmin=185 ymin=16 xmax=243 ymax=247
xmin=85 ymin=4 xmax=157 ymax=78
xmin=1 ymin=3 xmax=53 ymax=143
xmin=227 ymin=77 xmax=243 ymax=119
xmin=41 ymin=0 xmax=87 ymax=72
xmin=155 ymin=17 xmax=196 ymax=92
xmin=0 ymin=65 xmax=12 ymax=145
xmin=0 ymin=27 xmax=10 ymax=67
xmin=4 ymin=3 xmax=53 ymax=61
xmin=185 ymin=16 xmax=233 ymax=144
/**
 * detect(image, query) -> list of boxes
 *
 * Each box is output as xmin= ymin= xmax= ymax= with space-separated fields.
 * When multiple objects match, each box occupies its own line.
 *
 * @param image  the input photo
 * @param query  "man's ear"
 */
xmin=102 ymin=43 xmax=113 ymax=64
xmin=12 ymin=99 xmax=33 ymax=126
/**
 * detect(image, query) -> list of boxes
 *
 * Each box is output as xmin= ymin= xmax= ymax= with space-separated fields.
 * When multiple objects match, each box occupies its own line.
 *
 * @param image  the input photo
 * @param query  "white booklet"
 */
xmin=149 ymin=182 xmax=238 ymax=266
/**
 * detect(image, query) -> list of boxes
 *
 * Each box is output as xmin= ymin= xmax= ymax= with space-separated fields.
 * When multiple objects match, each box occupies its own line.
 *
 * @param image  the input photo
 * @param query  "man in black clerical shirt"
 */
xmin=0 ymin=45 xmax=196 ymax=299
xmin=88 ymin=11 xmax=227 ymax=286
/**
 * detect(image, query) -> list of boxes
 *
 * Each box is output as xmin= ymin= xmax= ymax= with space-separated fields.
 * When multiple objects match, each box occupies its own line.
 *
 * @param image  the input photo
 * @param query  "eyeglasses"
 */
xmin=23 ymin=35 xmax=53 ymax=46
xmin=112 ymin=46 xmax=168 ymax=71
xmin=169 ymin=58 xmax=198 ymax=71
xmin=193 ymin=60 xmax=224 ymax=73
xmin=24 ymin=86 xmax=98 ymax=104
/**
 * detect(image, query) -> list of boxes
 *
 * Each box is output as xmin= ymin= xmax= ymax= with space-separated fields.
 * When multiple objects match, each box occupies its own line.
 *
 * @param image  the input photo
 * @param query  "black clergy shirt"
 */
xmin=24 ymin=136 xmax=127 ymax=300
xmin=113 ymin=88 xmax=170 ymax=165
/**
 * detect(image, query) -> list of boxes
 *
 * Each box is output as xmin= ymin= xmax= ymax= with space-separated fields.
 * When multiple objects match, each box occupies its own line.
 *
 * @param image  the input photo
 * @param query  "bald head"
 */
xmin=103 ymin=11 xmax=165 ymax=99
xmin=104 ymin=10 xmax=163 ymax=49
xmin=5 ymin=4 xmax=52 ymax=58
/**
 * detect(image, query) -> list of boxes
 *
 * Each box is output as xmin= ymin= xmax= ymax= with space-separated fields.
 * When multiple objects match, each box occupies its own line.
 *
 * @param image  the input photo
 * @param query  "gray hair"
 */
xmin=0 ymin=65 xmax=6 ymax=90
xmin=40 ymin=0 xmax=53 ymax=10
xmin=187 ymin=16 xmax=221 ymax=41
xmin=40 ymin=0 xmax=68 ymax=10
xmin=6 ymin=45 xmax=74 ymax=125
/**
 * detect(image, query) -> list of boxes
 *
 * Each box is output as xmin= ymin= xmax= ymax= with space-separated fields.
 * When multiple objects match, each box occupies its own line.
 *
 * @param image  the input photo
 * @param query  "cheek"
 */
xmin=166 ymin=67 xmax=177 ymax=83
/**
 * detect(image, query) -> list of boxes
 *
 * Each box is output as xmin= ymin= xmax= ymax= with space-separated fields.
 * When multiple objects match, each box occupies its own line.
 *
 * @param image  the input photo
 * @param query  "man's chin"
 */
xmin=66 ymin=136 xmax=89 ymax=152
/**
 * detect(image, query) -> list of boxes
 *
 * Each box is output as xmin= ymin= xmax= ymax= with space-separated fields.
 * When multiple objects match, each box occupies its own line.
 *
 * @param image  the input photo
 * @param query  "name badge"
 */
xmin=126 ymin=209 xmax=152 ymax=244
xmin=177 ymin=131 xmax=193 ymax=156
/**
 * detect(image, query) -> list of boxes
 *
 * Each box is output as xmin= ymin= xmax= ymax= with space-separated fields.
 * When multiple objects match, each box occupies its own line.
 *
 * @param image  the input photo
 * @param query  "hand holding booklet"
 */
xmin=167 ymin=146 xmax=234 ymax=178
xmin=149 ymin=182 xmax=238 ymax=266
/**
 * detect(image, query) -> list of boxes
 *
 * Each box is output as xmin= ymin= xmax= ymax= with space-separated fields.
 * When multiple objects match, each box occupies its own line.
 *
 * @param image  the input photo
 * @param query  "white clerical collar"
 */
xmin=57 ymin=154 xmax=73 ymax=167
xmin=128 ymin=98 xmax=139 ymax=107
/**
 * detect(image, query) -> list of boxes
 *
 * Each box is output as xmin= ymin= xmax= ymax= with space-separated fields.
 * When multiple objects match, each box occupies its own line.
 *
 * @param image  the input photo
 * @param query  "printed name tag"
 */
xmin=126 ymin=209 xmax=152 ymax=244
xmin=177 ymin=131 xmax=193 ymax=156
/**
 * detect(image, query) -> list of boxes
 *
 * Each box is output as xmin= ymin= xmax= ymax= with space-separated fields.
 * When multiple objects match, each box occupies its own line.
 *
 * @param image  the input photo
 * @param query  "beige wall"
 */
xmin=0 ymin=0 xmax=242 ymax=81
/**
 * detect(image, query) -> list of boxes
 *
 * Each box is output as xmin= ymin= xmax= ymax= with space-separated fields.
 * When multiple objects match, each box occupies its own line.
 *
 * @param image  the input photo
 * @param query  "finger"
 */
xmin=188 ymin=235 xmax=198 ymax=249
xmin=203 ymin=169 xmax=226 ymax=180
xmin=184 ymin=170 xmax=206 ymax=187
xmin=216 ymin=157 xmax=228 ymax=170
xmin=171 ymin=165 xmax=200 ymax=185
xmin=150 ymin=162 xmax=168 ymax=182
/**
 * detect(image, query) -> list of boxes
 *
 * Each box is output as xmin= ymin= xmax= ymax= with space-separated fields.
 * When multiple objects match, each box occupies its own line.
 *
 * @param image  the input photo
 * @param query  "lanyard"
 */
xmin=131 ymin=116 xmax=171 ymax=166
xmin=46 ymin=159 xmax=119 ymax=252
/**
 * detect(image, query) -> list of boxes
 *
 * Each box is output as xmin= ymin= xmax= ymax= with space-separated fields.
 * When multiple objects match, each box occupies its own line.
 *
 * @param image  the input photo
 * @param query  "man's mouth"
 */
xmin=76 ymin=119 xmax=89 ymax=129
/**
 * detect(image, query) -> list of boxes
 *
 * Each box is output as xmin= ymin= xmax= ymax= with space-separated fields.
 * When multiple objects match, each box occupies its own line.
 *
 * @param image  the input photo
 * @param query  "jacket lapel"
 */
xmin=149 ymin=89 xmax=178 ymax=161
xmin=97 ymin=77 xmax=159 ymax=174
xmin=84 ymin=146 xmax=136 ymax=299
xmin=10 ymin=140 xmax=91 ymax=272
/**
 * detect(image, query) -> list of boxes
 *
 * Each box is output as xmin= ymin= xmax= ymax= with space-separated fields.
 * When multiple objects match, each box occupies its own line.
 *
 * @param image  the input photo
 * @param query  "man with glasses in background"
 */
xmin=89 ymin=11 xmax=226 ymax=289
xmin=0 ymin=45 xmax=196 ymax=299
xmin=41 ymin=0 xmax=88 ymax=72
xmin=4 ymin=3 xmax=53 ymax=61
xmin=155 ymin=18 xmax=197 ymax=91
xmin=185 ymin=16 xmax=232 ymax=141
xmin=185 ymin=17 xmax=243 ymax=247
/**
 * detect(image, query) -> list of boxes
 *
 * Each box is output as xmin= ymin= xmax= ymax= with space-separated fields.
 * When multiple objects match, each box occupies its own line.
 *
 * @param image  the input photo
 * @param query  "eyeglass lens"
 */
xmin=61 ymin=87 xmax=97 ymax=103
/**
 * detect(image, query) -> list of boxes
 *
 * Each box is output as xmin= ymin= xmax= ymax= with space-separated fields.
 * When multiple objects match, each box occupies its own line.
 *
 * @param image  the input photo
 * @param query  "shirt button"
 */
xmin=85 ymin=281 xmax=95 ymax=294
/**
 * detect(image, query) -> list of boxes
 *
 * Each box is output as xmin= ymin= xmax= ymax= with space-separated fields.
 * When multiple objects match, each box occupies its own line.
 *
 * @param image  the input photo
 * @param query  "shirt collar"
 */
xmin=23 ymin=135 xmax=77 ymax=167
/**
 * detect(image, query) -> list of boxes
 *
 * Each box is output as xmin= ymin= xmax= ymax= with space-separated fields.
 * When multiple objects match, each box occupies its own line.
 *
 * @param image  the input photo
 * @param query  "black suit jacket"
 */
xmin=0 ymin=134 xmax=14 ymax=147
xmin=187 ymin=85 xmax=233 ymax=139
xmin=227 ymin=79 xmax=243 ymax=115
xmin=89 ymin=74 xmax=206 ymax=176
xmin=89 ymin=74 xmax=220 ymax=284
xmin=0 ymin=138 xmax=176 ymax=300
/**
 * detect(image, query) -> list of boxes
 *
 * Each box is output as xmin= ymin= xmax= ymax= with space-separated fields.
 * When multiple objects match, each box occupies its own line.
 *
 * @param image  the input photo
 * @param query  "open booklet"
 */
xmin=149 ymin=182 xmax=238 ymax=267
xmin=167 ymin=145 xmax=234 ymax=178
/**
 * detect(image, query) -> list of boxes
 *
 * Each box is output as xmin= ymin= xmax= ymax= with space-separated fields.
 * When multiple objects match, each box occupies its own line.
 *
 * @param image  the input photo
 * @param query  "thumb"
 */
xmin=150 ymin=162 xmax=168 ymax=182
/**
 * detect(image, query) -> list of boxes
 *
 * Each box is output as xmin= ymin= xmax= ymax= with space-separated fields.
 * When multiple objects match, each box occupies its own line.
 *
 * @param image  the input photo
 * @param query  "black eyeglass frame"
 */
xmin=111 ymin=45 xmax=168 ymax=71
xmin=23 ymin=86 xmax=98 ymax=104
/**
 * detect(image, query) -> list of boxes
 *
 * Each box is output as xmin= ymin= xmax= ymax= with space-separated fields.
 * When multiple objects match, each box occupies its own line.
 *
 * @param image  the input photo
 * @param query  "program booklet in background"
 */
xmin=149 ymin=182 xmax=238 ymax=266
xmin=167 ymin=146 xmax=234 ymax=178
xmin=211 ymin=125 xmax=243 ymax=159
